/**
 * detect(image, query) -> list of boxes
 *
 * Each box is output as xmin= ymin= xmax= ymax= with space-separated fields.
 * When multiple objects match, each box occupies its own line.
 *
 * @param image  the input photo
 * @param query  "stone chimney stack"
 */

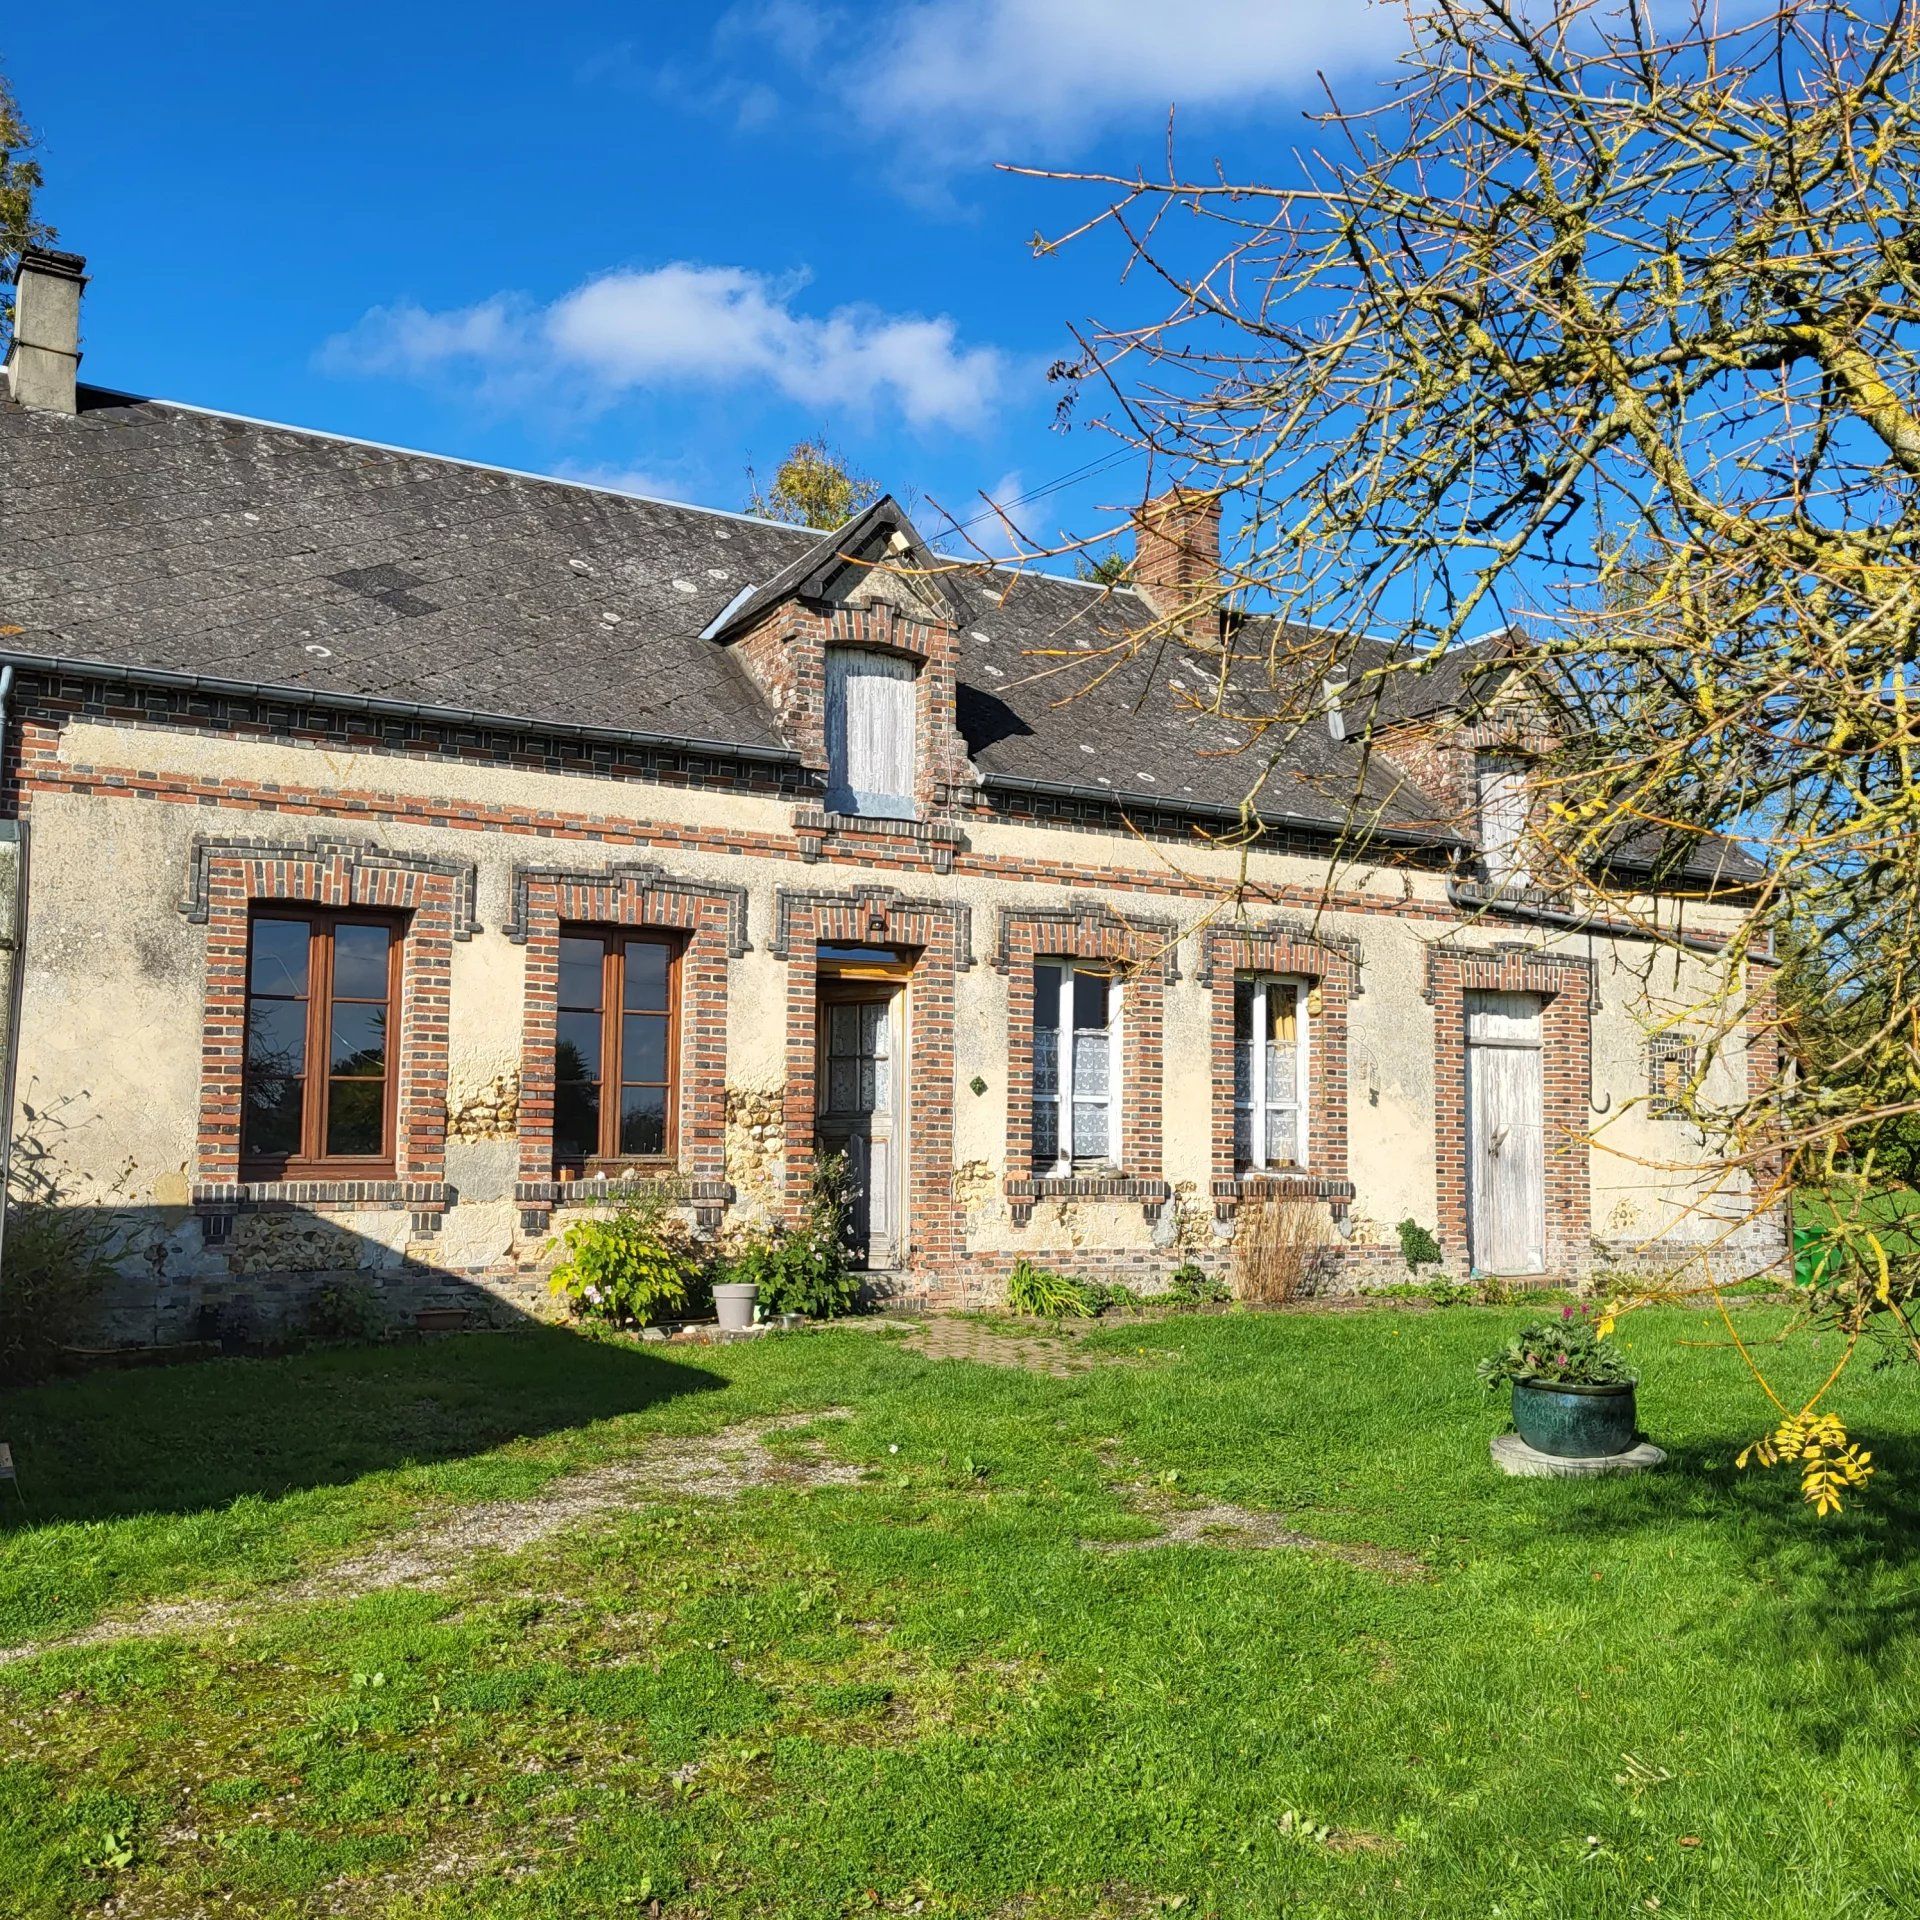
xmin=6 ymin=247 xmax=88 ymax=415
xmin=1131 ymin=485 xmax=1223 ymax=643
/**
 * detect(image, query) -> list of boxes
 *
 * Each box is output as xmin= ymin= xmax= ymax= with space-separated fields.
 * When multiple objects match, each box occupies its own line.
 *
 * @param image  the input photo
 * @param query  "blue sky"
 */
xmin=9 ymin=3 xmax=1408 ymax=558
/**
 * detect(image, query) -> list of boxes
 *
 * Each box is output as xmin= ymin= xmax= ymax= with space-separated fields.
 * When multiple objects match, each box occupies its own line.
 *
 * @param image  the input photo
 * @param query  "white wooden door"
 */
xmin=1466 ymin=991 xmax=1546 ymax=1273
xmin=817 ymin=991 xmax=903 ymax=1267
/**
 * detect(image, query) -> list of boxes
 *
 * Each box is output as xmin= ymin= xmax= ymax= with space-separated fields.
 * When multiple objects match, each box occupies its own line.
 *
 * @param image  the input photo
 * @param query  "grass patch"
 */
xmin=3 ymin=1310 xmax=1919 ymax=1916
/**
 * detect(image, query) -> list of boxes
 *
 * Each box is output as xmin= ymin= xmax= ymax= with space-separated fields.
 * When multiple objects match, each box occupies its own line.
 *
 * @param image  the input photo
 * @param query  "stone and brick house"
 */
xmin=0 ymin=250 xmax=1784 ymax=1337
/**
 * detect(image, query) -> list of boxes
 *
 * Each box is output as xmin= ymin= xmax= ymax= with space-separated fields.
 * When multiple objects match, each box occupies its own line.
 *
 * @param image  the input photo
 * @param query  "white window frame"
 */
xmin=1033 ymin=959 xmax=1123 ymax=1174
xmin=824 ymin=647 xmax=917 ymax=820
xmin=1234 ymin=973 xmax=1311 ymax=1172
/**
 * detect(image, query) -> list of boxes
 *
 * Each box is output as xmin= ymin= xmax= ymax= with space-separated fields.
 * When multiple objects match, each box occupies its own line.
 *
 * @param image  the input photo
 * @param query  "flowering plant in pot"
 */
xmin=1477 ymin=1305 xmax=1638 ymax=1459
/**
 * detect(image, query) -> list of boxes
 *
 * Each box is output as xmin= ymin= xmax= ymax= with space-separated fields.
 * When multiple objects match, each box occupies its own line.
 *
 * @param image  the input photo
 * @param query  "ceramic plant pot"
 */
xmin=1511 ymin=1379 xmax=1638 ymax=1459
xmin=712 ymin=1283 xmax=759 ymax=1333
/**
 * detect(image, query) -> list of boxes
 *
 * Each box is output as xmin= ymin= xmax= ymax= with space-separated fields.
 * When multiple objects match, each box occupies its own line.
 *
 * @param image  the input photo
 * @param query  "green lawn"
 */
xmin=3 ymin=1307 xmax=1918 ymax=1918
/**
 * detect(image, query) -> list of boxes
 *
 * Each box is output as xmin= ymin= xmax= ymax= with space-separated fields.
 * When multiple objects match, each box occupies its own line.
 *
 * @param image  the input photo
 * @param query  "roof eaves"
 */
xmin=978 ymin=769 xmax=1468 ymax=852
xmin=0 ymin=647 xmax=804 ymax=767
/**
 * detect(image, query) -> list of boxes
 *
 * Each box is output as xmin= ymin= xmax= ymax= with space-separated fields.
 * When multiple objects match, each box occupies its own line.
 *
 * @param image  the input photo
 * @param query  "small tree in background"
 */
xmin=1074 ymin=547 xmax=1133 ymax=586
xmin=0 ymin=70 xmax=52 ymax=353
xmin=746 ymin=438 xmax=881 ymax=531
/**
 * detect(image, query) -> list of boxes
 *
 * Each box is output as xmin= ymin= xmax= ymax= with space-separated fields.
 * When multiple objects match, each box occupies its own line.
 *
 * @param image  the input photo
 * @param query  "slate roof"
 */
xmin=0 ymin=386 xmax=1458 ymax=844
xmin=0 ymin=385 xmax=1759 ymax=880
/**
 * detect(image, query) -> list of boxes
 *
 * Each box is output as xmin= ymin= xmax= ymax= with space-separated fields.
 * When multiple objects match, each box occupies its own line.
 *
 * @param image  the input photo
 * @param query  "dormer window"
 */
xmin=824 ymin=648 xmax=917 ymax=818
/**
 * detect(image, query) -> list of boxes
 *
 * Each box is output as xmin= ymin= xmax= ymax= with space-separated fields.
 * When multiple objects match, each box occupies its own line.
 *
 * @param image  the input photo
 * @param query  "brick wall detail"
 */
xmin=507 ymin=864 xmax=743 ymax=1226
xmin=1196 ymin=920 xmax=1361 ymax=1219
xmin=187 ymin=837 xmax=470 ymax=1195
xmin=1424 ymin=941 xmax=1594 ymax=1275
xmin=771 ymin=886 xmax=967 ymax=1276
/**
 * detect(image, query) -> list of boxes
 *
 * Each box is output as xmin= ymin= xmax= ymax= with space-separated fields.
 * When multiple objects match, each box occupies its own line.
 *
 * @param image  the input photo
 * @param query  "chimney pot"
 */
xmin=1131 ymin=485 xmax=1223 ymax=643
xmin=7 ymin=246 xmax=88 ymax=416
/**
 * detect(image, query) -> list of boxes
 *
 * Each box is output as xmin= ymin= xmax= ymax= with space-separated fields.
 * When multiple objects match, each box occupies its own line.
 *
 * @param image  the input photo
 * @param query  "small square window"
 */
xmin=1648 ymin=1034 xmax=1697 ymax=1120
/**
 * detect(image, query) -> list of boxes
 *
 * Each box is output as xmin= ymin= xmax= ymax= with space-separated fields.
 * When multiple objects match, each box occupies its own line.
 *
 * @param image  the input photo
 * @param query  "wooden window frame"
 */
xmin=1032 ymin=958 xmax=1124 ymax=1175
xmin=552 ymin=927 xmax=682 ymax=1178
xmin=240 ymin=907 xmax=404 ymax=1181
xmin=1233 ymin=973 xmax=1312 ymax=1174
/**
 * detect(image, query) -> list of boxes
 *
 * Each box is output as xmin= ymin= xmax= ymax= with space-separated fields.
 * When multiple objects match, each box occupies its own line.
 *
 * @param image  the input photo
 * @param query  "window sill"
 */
xmin=514 ymin=1171 xmax=735 ymax=1233
xmin=192 ymin=1179 xmax=449 ymax=1246
xmin=1211 ymin=1172 xmax=1355 ymax=1222
xmin=795 ymin=808 xmax=964 ymax=872
xmin=1005 ymin=1172 xmax=1170 ymax=1227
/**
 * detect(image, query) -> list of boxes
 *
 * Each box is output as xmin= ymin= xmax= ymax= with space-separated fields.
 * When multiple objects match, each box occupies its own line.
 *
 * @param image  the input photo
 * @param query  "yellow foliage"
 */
xmin=1736 ymin=1411 xmax=1875 ymax=1516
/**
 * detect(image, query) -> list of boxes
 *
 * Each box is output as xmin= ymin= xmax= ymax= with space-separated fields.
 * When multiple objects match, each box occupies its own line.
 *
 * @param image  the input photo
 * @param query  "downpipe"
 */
xmin=0 ymin=664 xmax=29 ymax=1308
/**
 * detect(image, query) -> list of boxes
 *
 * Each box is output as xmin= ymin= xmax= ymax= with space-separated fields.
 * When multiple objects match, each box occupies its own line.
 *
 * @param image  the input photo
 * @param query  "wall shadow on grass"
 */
xmin=1533 ymin=1427 xmax=1920 ymax=1679
xmin=0 ymin=1319 xmax=725 ymax=1529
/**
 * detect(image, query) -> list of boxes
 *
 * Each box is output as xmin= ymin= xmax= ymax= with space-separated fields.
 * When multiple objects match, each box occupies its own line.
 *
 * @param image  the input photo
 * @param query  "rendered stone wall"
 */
xmin=8 ymin=695 xmax=1782 ymax=1341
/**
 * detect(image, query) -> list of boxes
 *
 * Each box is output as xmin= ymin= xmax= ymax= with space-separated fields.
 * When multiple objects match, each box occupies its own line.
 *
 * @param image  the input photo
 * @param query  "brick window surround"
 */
xmin=1197 ymin=921 xmax=1360 ymax=1220
xmin=996 ymin=905 xmax=1177 ymax=1225
xmin=509 ymin=866 xmax=744 ymax=1227
xmin=1424 ymin=942 xmax=1594 ymax=1276
xmin=1744 ymin=960 xmax=1784 ymax=1186
xmin=771 ymin=886 xmax=968 ymax=1274
xmin=188 ymin=838 xmax=472 ymax=1210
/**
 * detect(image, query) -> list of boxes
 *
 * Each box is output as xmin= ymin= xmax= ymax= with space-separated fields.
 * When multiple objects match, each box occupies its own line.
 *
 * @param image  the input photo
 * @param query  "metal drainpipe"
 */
xmin=0 ymin=664 xmax=27 ymax=1305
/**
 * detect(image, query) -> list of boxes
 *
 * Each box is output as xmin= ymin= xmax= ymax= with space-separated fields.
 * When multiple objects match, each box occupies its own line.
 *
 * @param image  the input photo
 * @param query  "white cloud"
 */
xmin=316 ymin=296 xmax=525 ymax=378
xmin=712 ymin=0 xmax=1410 ymax=166
xmin=321 ymin=263 xmax=1009 ymax=433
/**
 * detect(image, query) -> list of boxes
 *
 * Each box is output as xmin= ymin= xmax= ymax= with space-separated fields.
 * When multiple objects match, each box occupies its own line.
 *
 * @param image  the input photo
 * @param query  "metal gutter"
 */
xmin=0 ymin=649 xmax=802 ymax=768
xmin=979 ymin=769 xmax=1468 ymax=853
xmin=1445 ymin=876 xmax=1757 ymax=958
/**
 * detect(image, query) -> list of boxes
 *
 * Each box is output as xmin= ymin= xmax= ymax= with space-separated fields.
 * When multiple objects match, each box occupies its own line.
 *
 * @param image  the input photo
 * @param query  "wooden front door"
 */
xmin=816 ymin=988 xmax=904 ymax=1268
xmin=1466 ymin=990 xmax=1546 ymax=1274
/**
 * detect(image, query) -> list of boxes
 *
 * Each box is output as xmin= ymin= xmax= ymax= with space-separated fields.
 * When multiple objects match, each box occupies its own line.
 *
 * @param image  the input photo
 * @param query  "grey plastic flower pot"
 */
xmin=712 ymin=1283 xmax=759 ymax=1333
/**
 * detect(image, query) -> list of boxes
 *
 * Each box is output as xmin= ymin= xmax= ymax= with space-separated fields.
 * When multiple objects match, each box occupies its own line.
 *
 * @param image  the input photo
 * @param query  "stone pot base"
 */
xmin=1491 ymin=1433 xmax=1666 ymax=1478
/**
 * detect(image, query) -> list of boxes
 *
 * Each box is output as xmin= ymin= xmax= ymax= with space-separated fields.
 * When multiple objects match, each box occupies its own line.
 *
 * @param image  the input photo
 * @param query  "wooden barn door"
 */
xmin=1466 ymin=991 xmax=1546 ymax=1274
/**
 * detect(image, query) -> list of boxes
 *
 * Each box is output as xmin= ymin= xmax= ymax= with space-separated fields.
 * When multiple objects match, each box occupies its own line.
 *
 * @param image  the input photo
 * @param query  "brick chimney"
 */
xmin=1131 ymin=486 xmax=1223 ymax=642
xmin=6 ymin=247 xmax=88 ymax=415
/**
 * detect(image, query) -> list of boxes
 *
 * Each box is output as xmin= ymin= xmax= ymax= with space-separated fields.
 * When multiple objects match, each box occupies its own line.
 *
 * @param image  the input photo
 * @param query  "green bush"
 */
xmin=1397 ymin=1218 xmax=1443 ymax=1275
xmin=1165 ymin=1261 xmax=1232 ymax=1307
xmin=725 ymin=1152 xmax=862 ymax=1320
xmin=546 ymin=1199 xmax=702 ymax=1328
xmin=1006 ymin=1259 xmax=1095 ymax=1318
xmin=1477 ymin=1306 xmax=1636 ymax=1390
xmin=305 ymin=1278 xmax=387 ymax=1343
xmin=1081 ymin=1278 xmax=1148 ymax=1315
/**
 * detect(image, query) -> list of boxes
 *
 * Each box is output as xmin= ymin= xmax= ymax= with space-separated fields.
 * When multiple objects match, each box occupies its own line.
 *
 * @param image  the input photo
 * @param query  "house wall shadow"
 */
xmin=3 ymin=1206 xmax=726 ymax=1528
xmin=1516 ymin=1429 xmax=1920 ymax=1684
